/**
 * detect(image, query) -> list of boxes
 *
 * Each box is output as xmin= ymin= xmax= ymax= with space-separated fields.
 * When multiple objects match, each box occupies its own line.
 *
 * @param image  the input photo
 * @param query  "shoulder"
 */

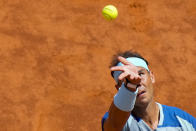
xmin=161 ymin=104 xmax=196 ymax=129
xmin=162 ymin=104 xmax=195 ymax=120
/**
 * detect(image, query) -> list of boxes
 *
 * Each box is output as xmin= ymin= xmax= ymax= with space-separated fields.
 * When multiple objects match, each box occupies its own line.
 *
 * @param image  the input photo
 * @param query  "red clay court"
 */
xmin=0 ymin=0 xmax=195 ymax=130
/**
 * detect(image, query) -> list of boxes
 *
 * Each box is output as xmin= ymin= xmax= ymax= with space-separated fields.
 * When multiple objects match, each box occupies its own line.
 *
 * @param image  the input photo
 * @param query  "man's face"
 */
xmin=134 ymin=67 xmax=155 ymax=107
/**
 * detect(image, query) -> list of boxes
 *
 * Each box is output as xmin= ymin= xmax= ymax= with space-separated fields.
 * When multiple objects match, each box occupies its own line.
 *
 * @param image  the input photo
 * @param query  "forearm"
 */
xmin=103 ymin=84 xmax=138 ymax=131
xmin=104 ymin=102 xmax=131 ymax=131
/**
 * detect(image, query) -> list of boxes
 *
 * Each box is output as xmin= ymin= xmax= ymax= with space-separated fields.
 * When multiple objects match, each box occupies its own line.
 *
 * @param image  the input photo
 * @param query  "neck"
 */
xmin=132 ymin=100 xmax=160 ymax=130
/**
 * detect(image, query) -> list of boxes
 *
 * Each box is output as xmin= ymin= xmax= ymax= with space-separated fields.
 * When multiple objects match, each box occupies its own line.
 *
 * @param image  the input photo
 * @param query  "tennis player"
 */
xmin=102 ymin=50 xmax=196 ymax=131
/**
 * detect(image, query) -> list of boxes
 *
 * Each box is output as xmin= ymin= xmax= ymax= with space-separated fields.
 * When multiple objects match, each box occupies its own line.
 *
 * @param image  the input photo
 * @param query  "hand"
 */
xmin=111 ymin=56 xmax=141 ymax=91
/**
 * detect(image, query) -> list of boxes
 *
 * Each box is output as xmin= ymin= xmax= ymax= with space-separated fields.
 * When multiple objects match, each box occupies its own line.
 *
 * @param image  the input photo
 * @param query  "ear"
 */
xmin=150 ymin=71 xmax=155 ymax=83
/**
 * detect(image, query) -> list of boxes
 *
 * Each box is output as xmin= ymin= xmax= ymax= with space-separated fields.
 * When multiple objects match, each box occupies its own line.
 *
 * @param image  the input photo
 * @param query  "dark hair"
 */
xmin=110 ymin=50 xmax=149 ymax=77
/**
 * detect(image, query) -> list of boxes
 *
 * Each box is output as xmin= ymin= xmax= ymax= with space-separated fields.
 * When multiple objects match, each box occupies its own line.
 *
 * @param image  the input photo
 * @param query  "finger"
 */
xmin=130 ymin=74 xmax=135 ymax=80
xmin=118 ymin=72 xmax=129 ymax=81
xmin=131 ymin=73 xmax=140 ymax=79
xmin=115 ymin=80 xmax=123 ymax=90
xmin=118 ymin=56 xmax=136 ymax=67
xmin=130 ymin=74 xmax=141 ymax=81
xmin=126 ymin=73 xmax=141 ymax=83
xmin=118 ymin=56 xmax=130 ymax=65
xmin=126 ymin=83 xmax=137 ymax=92
xmin=110 ymin=66 xmax=126 ymax=72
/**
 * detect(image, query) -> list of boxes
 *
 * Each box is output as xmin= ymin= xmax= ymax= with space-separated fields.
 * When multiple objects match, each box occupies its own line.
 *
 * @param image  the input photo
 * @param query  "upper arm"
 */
xmin=101 ymin=102 xmax=132 ymax=131
xmin=102 ymin=112 xmax=121 ymax=131
xmin=102 ymin=115 xmax=132 ymax=131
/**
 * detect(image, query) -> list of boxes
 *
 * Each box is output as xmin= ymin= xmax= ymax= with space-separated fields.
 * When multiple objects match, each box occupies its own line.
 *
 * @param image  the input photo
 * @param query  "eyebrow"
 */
xmin=138 ymin=68 xmax=146 ymax=73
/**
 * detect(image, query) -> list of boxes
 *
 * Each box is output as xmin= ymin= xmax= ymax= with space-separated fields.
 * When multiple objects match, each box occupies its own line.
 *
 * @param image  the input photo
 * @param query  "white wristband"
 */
xmin=114 ymin=83 xmax=138 ymax=112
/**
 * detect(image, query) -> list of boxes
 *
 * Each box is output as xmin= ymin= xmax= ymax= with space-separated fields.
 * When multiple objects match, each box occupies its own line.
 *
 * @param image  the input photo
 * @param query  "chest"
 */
xmin=123 ymin=117 xmax=183 ymax=131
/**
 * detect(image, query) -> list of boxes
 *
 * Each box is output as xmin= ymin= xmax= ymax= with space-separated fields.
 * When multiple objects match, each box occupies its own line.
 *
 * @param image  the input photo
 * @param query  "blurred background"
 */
xmin=0 ymin=0 xmax=196 ymax=130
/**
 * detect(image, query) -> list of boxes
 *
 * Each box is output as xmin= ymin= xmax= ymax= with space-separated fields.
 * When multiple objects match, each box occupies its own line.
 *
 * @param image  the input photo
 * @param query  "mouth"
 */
xmin=137 ymin=90 xmax=146 ymax=97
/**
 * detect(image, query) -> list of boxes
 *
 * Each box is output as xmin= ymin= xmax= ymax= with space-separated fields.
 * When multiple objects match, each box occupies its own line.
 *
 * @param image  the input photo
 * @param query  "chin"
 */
xmin=135 ymin=98 xmax=150 ymax=107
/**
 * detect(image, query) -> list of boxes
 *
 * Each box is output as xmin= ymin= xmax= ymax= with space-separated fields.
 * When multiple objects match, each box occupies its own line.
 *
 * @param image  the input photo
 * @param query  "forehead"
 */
xmin=137 ymin=67 xmax=149 ymax=72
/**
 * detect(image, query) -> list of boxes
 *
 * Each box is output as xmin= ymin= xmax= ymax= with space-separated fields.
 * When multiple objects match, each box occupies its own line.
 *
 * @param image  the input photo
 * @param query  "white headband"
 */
xmin=113 ymin=57 xmax=149 ymax=82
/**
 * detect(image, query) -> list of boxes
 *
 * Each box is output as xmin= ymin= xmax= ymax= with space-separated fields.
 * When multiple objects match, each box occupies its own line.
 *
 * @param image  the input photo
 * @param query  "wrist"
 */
xmin=113 ymin=83 xmax=138 ymax=112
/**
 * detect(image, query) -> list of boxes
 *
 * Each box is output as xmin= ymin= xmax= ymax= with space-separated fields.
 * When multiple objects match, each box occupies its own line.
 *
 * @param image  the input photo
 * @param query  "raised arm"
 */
xmin=103 ymin=56 xmax=141 ymax=131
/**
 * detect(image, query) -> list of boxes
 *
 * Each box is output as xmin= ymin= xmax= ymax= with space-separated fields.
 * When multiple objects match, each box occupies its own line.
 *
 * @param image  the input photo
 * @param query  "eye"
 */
xmin=139 ymin=72 xmax=145 ymax=76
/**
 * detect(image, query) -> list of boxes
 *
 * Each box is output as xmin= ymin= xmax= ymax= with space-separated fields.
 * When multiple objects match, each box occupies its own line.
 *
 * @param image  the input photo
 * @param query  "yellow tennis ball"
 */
xmin=102 ymin=5 xmax=118 ymax=20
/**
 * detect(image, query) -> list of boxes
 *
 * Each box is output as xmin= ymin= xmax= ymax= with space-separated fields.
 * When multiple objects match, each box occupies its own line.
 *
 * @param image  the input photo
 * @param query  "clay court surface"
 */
xmin=0 ymin=0 xmax=196 ymax=130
